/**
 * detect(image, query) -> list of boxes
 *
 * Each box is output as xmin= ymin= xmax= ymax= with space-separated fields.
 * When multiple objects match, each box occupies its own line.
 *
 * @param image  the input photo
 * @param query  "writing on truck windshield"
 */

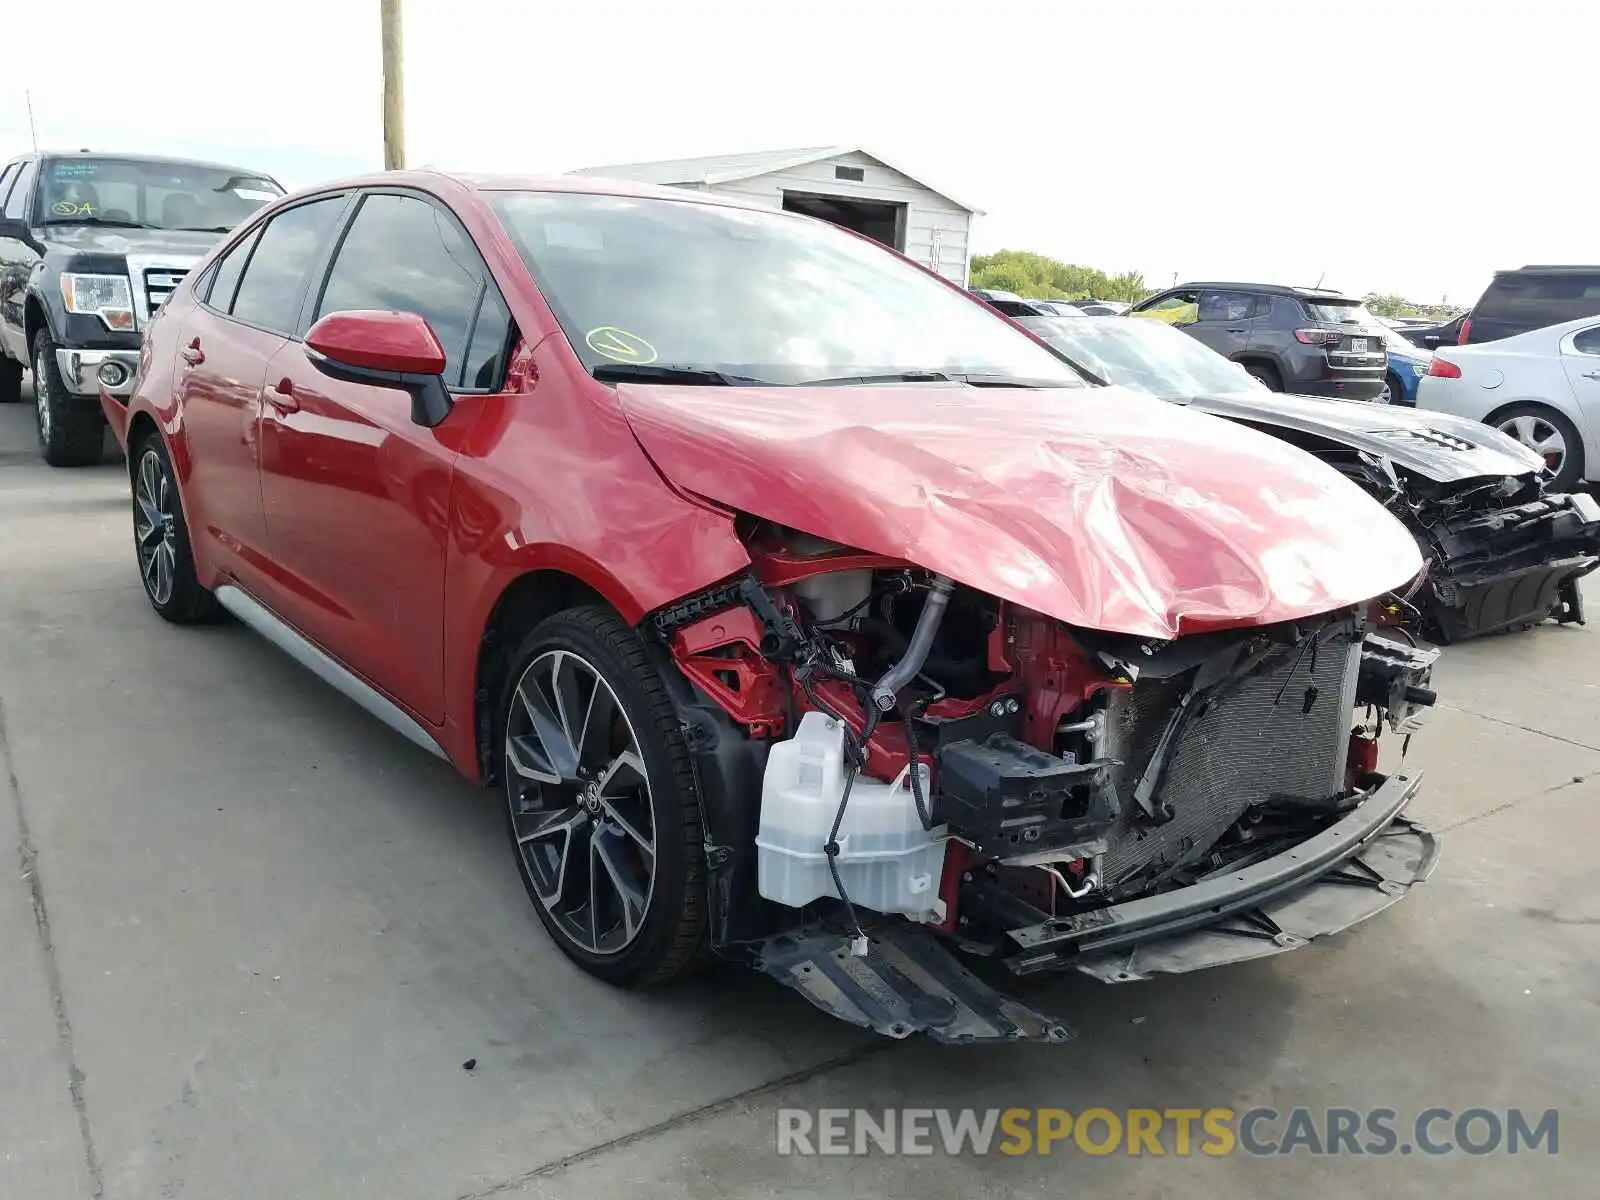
xmin=488 ymin=191 xmax=1082 ymax=387
xmin=40 ymin=157 xmax=284 ymax=231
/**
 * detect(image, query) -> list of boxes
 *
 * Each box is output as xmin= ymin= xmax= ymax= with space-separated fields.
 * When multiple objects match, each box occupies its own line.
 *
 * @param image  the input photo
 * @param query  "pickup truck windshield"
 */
xmin=489 ymin=191 xmax=1082 ymax=387
xmin=37 ymin=157 xmax=283 ymax=231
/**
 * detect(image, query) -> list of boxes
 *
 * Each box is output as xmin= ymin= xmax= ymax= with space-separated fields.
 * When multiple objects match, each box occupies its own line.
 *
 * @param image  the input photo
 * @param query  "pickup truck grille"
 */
xmin=143 ymin=268 xmax=189 ymax=317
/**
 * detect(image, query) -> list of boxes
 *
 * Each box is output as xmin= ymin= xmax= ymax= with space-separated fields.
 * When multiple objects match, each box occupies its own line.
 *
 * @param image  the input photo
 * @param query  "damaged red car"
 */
xmin=102 ymin=173 xmax=1442 ymax=1043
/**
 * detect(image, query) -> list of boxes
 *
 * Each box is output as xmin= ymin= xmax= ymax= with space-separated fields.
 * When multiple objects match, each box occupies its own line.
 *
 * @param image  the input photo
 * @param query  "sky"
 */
xmin=3 ymin=0 xmax=1590 ymax=307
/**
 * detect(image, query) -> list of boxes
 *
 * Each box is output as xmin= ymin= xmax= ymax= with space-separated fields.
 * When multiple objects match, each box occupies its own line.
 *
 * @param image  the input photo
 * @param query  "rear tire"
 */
xmin=1243 ymin=360 xmax=1283 ymax=391
xmin=33 ymin=332 xmax=105 ymax=467
xmin=1492 ymin=403 xmax=1585 ymax=492
xmin=499 ymin=605 xmax=706 ymax=988
xmin=1383 ymin=372 xmax=1403 ymax=405
xmin=131 ymin=430 xmax=218 ymax=624
xmin=0 ymin=355 xmax=21 ymax=404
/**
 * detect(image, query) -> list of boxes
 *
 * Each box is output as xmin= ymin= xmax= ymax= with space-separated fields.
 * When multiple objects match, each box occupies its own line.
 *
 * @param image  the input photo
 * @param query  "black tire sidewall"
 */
xmin=131 ymin=430 xmax=214 ymax=622
xmin=32 ymin=332 xmax=104 ymax=466
xmin=1496 ymin=404 xmax=1585 ymax=492
xmin=498 ymin=607 xmax=705 ymax=987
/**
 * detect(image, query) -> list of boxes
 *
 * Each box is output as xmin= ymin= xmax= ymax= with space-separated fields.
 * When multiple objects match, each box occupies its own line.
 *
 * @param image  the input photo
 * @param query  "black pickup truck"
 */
xmin=0 ymin=151 xmax=282 ymax=465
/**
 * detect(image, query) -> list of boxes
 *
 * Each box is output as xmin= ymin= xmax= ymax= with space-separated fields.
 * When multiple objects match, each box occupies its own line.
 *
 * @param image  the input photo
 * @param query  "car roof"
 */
xmin=1494 ymin=264 xmax=1600 ymax=276
xmin=316 ymin=168 xmax=782 ymax=215
xmin=1169 ymin=281 xmax=1352 ymax=299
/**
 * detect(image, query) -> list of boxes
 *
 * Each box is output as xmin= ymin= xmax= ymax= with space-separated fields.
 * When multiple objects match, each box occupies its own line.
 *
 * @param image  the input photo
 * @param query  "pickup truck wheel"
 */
xmin=0 ymin=355 xmax=21 ymax=404
xmin=499 ymin=606 xmax=707 ymax=988
xmin=32 ymin=333 xmax=105 ymax=467
xmin=131 ymin=430 xmax=217 ymax=623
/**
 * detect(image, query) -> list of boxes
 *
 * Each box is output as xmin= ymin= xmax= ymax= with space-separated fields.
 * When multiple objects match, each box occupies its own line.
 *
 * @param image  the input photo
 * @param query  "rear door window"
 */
xmin=1197 ymin=290 xmax=1260 ymax=323
xmin=204 ymin=227 xmax=262 ymax=313
xmin=1571 ymin=326 xmax=1600 ymax=356
xmin=229 ymin=197 xmax=346 ymax=335
xmin=0 ymin=164 xmax=19 ymax=210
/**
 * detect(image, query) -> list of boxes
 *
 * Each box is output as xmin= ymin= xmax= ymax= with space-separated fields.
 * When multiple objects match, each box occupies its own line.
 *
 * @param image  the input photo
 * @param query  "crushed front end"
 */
xmin=655 ymin=524 xmax=1443 ymax=1044
xmin=1351 ymin=452 xmax=1600 ymax=643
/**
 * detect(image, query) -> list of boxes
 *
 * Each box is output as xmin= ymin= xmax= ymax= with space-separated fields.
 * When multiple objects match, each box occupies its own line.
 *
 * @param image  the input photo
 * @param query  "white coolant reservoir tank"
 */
xmin=756 ymin=711 xmax=948 ymax=923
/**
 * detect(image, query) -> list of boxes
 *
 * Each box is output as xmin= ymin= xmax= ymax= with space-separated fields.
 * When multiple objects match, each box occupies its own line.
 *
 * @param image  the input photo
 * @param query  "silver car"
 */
xmin=1416 ymin=313 xmax=1600 ymax=492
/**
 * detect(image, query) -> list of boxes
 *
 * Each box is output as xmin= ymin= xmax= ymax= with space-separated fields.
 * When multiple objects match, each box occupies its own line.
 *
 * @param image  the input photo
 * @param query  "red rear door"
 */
xmin=174 ymin=195 xmax=351 ymax=595
xmin=256 ymin=189 xmax=513 ymax=722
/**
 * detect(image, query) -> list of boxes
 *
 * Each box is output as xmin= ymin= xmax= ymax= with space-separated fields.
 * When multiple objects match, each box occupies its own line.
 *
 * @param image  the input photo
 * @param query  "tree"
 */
xmin=1365 ymin=292 xmax=1411 ymax=318
xmin=970 ymin=250 xmax=1153 ymax=302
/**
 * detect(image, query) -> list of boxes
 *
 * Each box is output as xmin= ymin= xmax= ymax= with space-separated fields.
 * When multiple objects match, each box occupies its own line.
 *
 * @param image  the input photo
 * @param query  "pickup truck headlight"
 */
xmin=61 ymin=273 xmax=135 ymax=331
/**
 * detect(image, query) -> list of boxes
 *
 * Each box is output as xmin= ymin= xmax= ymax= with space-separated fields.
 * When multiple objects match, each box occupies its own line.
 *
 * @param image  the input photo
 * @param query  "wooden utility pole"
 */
xmin=381 ymin=0 xmax=405 ymax=170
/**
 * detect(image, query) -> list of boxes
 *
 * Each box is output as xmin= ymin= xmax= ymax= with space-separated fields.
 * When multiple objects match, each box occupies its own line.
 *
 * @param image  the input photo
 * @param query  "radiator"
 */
xmin=1098 ymin=624 xmax=1362 ymax=894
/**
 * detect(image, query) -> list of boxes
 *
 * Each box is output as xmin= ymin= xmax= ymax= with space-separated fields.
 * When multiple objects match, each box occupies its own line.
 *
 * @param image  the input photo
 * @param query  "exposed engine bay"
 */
xmin=1218 ymin=410 xmax=1600 ymax=643
xmin=653 ymin=521 xmax=1443 ymax=1042
xmin=1350 ymin=457 xmax=1600 ymax=642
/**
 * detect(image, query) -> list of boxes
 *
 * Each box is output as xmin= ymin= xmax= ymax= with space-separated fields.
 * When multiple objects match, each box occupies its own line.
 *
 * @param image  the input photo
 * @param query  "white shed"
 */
xmin=571 ymin=146 xmax=980 ymax=286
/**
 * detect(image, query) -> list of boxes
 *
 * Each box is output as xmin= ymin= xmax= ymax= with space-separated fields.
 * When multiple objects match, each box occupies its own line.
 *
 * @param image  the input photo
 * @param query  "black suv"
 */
xmin=1128 ymin=282 xmax=1388 ymax=400
xmin=0 ymin=151 xmax=282 ymax=465
xmin=1458 ymin=265 xmax=1600 ymax=346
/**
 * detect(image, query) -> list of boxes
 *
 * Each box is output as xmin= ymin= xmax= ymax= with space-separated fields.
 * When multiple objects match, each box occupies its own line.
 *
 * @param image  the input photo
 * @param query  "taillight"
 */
xmin=1457 ymin=316 xmax=1472 ymax=344
xmin=1294 ymin=329 xmax=1342 ymax=346
xmin=1428 ymin=358 xmax=1462 ymax=378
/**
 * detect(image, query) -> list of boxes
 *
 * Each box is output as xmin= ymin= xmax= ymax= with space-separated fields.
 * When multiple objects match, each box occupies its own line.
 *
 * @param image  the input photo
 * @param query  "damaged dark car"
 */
xmin=1007 ymin=311 xmax=1600 ymax=643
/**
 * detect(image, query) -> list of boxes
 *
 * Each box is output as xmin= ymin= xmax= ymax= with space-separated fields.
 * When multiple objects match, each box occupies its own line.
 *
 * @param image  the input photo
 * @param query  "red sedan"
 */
xmin=104 ymin=172 xmax=1441 ymax=1042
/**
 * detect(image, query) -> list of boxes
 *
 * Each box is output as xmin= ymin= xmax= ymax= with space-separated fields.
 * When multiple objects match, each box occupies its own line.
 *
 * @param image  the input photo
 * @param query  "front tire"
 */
xmin=33 ymin=332 xmax=105 ymax=467
xmin=131 ymin=431 xmax=218 ymax=624
xmin=499 ymin=606 xmax=706 ymax=987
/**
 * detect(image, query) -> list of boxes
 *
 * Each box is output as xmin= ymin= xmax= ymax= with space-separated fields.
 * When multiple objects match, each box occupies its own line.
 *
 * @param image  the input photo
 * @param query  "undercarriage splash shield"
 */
xmin=753 ymin=921 xmax=1074 ymax=1044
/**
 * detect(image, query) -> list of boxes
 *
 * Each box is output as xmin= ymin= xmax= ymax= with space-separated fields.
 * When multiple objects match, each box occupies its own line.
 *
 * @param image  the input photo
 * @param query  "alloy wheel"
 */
xmin=133 ymin=450 xmax=178 ymax=606
xmin=505 ymin=649 xmax=657 ymax=956
xmin=34 ymin=350 xmax=52 ymax=442
xmin=1498 ymin=414 xmax=1567 ymax=476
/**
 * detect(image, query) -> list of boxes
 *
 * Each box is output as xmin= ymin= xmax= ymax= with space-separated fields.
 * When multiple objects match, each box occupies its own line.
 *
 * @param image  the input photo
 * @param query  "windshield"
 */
xmin=1302 ymin=300 xmax=1381 ymax=326
xmin=1016 ymin=315 xmax=1263 ymax=399
xmin=38 ymin=157 xmax=283 ymax=230
xmin=489 ymin=191 xmax=1083 ymax=386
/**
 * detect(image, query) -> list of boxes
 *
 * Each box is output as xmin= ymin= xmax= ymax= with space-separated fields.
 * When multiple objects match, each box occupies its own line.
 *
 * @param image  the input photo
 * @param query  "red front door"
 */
xmin=255 ymin=341 xmax=454 ymax=722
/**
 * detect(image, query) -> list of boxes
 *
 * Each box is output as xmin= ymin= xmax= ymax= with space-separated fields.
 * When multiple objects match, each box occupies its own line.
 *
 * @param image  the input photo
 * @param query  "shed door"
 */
xmin=781 ymin=191 xmax=906 ymax=251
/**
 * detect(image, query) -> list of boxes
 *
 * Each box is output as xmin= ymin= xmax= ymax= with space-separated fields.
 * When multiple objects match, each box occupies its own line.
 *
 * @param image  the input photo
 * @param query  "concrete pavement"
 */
xmin=0 ymin=395 xmax=1594 ymax=1198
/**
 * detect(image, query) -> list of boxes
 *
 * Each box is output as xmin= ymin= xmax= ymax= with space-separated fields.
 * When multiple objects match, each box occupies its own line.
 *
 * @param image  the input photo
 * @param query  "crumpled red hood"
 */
xmin=617 ymin=382 xmax=1424 ymax=639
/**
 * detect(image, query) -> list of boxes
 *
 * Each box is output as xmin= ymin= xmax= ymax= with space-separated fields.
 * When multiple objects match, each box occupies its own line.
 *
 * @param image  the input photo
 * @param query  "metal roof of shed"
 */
xmin=571 ymin=145 xmax=983 ymax=214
